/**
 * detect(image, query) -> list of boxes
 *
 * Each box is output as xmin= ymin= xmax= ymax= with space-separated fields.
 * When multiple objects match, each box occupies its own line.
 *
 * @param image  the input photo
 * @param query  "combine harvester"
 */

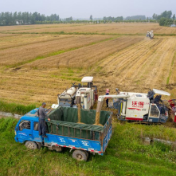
xmin=52 ymin=76 xmax=98 ymax=110
xmin=97 ymin=89 xmax=171 ymax=124
xmin=53 ymin=76 xmax=171 ymax=124
xmin=168 ymin=99 xmax=176 ymax=122
xmin=146 ymin=30 xmax=154 ymax=39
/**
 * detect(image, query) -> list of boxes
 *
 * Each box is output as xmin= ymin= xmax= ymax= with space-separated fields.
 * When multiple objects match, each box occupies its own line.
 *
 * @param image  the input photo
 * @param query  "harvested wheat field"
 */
xmin=0 ymin=35 xmax=110 ymax=66
xmin=25 ymin=36 xmax=143 ymax=68
xmin=0 ymin=23 xmax=176 ymax=105
xmin=2 ymin=23 xmax=176 ymax=35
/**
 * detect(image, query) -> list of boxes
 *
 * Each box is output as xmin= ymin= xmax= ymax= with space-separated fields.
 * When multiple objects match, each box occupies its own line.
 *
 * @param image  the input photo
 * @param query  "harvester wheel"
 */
xmin=72 ymin=150 xmax=88 ymax=161
xmin=25 ymin=141 xmax=38 ymax=150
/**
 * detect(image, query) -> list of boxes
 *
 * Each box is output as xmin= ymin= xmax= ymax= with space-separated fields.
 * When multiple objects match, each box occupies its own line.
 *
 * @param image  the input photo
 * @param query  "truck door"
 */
xmin=16 ymin=120 xmax=33 ymax=143
xmin=32 ymin=121 xmax=42 ymax=142
xmin=148 ymin=104 xmax=160 ymax=122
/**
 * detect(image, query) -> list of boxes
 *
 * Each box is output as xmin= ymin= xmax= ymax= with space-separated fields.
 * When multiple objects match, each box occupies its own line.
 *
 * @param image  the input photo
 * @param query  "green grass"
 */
xmin=0 ymin=100 xmax=36 ymax=115
xmin=1 ymin=118 xmax=176 ymax=176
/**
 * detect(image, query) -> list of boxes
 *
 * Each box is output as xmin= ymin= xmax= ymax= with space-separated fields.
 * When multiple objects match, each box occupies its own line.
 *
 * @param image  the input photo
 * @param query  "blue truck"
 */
xmin=15 ymin=107 xmax=112 ymax=161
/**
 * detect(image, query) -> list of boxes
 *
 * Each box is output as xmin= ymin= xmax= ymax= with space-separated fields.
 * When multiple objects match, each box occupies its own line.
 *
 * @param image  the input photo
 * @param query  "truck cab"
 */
xmin=15 ymin=109 xmax=42 ymax=146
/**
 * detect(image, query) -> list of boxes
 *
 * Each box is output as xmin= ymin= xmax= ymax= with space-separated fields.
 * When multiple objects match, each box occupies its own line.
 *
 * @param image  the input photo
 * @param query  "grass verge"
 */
xmin=0 ymin=100 xmax=36 ymax=115
xmin=1 ymin=118 xmax=176 ymax=176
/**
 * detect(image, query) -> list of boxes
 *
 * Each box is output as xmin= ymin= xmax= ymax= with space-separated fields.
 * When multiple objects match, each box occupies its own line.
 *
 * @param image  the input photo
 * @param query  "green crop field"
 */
xmin=1 ymin=117 xmax=176 ymax=176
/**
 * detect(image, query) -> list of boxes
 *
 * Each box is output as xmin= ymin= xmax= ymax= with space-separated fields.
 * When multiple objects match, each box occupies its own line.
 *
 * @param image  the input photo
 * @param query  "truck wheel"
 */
xmin=36 ymin=142 xmax=42 ymax=149
xmin=85 ymin=151 xmax=89 ymax=158
xmin=25 ymin=141 xmax=38 ymax=150
xmin=72 ymin=150 xmax=88 ymax=161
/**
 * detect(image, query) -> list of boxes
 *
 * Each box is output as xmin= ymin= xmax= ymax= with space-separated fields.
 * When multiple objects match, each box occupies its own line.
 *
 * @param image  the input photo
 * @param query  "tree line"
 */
xmin=0 ymin=12 xmax=60 ymax=26
xmin=153 ymin=11 xmax=176 ymax=26
xmin=0 ymin=11 xmax=159 ymax=26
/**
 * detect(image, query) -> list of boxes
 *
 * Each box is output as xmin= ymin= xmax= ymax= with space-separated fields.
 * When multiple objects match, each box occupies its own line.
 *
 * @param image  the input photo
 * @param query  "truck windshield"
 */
xmin=19 ymin=120 xmax=31 ymax=131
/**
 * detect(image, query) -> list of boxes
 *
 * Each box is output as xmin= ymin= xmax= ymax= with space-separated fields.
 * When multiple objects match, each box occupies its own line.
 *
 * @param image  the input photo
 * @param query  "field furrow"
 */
xmin=24 ymin=37 xmax=143 ymax=68
xmin=0 ymin=34 xmax=69 ymax=50
xmin=0 ymin=35 xmax=110 ymax=66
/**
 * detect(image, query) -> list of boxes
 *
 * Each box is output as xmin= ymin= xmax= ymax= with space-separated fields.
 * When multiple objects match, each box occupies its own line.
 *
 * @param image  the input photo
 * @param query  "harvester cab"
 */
xmin=75 ymin=76 xmax=98 ymax=109
xmin=96 ymin=89 xmax=170 ymax=124
xmin=53 ymin=76 xmax=98 ymax=110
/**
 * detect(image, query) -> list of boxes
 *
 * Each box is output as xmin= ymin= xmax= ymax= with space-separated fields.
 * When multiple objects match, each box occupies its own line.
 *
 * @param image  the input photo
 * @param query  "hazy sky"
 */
xmin=0 ymin=0 xmax=176 ymax=18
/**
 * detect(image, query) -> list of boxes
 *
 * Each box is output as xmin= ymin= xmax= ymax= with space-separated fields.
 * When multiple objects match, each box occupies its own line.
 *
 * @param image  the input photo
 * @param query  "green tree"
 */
xmin=90 ymin=15 xmax=93 ymax=21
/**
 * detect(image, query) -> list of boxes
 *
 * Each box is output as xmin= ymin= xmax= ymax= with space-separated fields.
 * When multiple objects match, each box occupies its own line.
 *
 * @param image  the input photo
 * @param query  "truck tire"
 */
xmin=85 ymin=151 xmax=89 ymax=158
xmin=36 ymin=142 xmax=42 ymax=149
xmin=72 ymin=150 xmax=88 ymax=161
xmin=25 ymin=141 xmax=38 ymax=150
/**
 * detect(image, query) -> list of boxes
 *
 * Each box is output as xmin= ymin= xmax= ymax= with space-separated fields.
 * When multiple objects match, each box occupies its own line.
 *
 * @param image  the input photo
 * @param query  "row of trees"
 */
xmin=0 ymin=12 xmax=158 ymax=26
xmin=153 ymin=11 xmax=175 ymax=26
xmin=103 ymin=16 xmax=123 ymax=22
xmin=125 ymin=15 xmax=146 ymax=20
xmin=0 ymin=12 xmax=60 ymax=26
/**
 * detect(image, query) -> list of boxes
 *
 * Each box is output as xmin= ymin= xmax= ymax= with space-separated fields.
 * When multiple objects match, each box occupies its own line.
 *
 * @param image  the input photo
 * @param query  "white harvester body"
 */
xmin=53 ymin=76 xmax=98 ymax=110
xmin=97 ymin=89 xmax=170 ymax=123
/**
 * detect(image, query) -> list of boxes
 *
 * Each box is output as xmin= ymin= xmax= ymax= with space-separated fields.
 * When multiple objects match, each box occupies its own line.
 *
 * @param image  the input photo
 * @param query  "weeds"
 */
xmin=0 ymin=100 xmax=36 ymax=115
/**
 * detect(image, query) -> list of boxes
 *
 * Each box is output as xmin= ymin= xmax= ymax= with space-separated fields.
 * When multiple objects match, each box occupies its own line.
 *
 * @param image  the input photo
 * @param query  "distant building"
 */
xmin=16 ymin=20 xmax=23 ymax=25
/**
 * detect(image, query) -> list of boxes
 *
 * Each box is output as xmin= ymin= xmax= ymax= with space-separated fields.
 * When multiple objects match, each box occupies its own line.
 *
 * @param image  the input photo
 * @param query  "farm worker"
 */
xmin=105 ymin=89 xmax=110 ymax=107
xmin=38 ymin=102 xmax=50 ymax=138
xmin=154 ymin=95 xmax=163 ymax=105
xmin=154 ymin=95 xmax=163 ymax=113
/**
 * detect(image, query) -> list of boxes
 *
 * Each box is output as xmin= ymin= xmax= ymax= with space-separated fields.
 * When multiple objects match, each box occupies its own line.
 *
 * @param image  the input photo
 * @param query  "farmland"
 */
xmin=1 ymin=22 xmax=176 ymax=176
xmin=1 ymin=117 xmax=176 ymax=176
xmin=0 ymin=23 xmax=176 ymax=105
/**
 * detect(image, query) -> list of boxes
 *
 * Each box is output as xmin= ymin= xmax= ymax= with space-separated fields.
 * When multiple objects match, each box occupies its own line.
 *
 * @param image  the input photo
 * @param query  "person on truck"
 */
xmin=105 ymin=89 xmax=110 ymax=107
xmin=38 ymin=102 xmax=50 ymax=138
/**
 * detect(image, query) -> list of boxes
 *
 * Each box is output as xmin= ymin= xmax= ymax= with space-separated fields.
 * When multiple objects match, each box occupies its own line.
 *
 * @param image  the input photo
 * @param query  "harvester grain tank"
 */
xmin=54 ymin=76 xmax=98 ymax=110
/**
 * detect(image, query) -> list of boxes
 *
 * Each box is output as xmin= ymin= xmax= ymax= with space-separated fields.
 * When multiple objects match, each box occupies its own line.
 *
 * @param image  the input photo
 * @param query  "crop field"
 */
xmin=0 ymin=23 xmax=176 ymax=105
xmin=1 ymin=23 xmax=176 ymax=175
xmin=2 ymin=23 xmax=176 ymax=35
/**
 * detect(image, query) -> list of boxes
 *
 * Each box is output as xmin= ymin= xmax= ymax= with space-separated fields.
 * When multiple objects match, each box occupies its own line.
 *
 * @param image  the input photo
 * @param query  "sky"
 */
xmin=0 ymin=0 xmax=176 ymax=18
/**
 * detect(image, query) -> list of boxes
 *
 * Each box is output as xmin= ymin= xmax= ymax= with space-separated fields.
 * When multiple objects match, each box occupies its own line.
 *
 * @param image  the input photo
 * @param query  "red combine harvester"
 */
xmin=168 ymin=99 xmax=176 ymax=122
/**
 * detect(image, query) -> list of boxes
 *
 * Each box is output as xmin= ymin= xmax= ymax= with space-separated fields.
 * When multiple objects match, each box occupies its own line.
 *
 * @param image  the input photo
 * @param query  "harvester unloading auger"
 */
xmin=94 ymin=94 xmax=130 ymax=125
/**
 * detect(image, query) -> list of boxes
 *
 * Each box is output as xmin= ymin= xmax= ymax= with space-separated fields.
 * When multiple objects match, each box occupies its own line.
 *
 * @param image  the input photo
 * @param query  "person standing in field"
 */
xmin=37 ymin=102 xmax=50 ymax=138
xmin=105 ymin=89 xmax=110 ymax=108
